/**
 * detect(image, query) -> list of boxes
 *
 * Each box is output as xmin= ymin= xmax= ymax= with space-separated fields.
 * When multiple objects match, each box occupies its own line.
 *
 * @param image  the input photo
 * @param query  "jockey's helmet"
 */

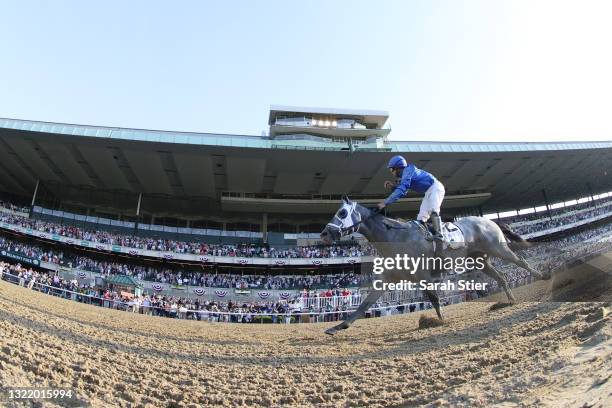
xmin=387 ymin=155 xmax=407 ymax=169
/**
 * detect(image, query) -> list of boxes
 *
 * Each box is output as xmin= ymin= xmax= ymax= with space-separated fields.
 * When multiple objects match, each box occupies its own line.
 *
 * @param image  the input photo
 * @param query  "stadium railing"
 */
xmin=0 ymin=270 xmax=465 ymax=324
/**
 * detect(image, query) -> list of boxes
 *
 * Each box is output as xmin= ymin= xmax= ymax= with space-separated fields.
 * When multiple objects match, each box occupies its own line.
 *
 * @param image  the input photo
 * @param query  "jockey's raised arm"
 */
xmin=384 ymin=164 xmax=423 ymax=205
xmin=377 ymin=155 xmax=445 ymax=242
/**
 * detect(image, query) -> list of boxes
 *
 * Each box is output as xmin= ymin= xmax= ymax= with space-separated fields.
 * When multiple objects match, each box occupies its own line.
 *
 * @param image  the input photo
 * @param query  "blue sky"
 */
xmin=1 ymin=0 xmax=610 ymax=142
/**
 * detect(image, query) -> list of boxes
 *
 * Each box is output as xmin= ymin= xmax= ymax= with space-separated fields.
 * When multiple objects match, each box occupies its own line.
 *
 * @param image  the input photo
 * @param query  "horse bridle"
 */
xmin=326 ymin=203 xmax=381 ymax=236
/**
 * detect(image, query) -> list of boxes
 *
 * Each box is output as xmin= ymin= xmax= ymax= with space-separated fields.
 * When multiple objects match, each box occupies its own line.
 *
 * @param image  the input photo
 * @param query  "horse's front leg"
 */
xmin=424 ymin=289 xmax=444 ymax=320
xmin=325 ymin=290 xmax=383 ymax=335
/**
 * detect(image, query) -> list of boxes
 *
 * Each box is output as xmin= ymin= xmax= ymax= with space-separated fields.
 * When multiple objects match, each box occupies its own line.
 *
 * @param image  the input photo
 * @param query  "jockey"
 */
xmin=377 ymin=155 xmax=445 ymax=242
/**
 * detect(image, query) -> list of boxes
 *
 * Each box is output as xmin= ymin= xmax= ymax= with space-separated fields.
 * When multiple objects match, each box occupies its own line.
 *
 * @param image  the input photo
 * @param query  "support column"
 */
xmin=136 ymin=193 xmax=143 ymax=216
xmin=134 ymin=192 xmax=143 ymax=233
xmin=586 ymin=183 xmax=596 ymax=207
xmin=541 ymin=189 xmax=552 ymax=220
xmin=477 ymin=206 xmax=483 ymax=217
xmin=262 ymin=213 xmax=268 ymax=244
xmin=31 ymin=179 xmax=40 ymax=207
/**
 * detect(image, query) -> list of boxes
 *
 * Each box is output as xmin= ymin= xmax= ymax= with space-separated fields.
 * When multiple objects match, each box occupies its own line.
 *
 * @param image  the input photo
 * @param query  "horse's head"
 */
xmin=320 ymin=196 xmax=362 ymax=244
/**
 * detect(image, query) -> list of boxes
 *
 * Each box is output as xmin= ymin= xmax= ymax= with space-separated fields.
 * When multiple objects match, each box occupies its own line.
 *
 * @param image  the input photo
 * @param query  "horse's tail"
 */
xmin=496 ymin=222 xmax=531 ymax=250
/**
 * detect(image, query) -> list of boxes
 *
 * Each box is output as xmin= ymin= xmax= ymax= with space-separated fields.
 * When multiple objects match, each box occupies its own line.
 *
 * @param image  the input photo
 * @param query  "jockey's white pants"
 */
xmin=417 ymin=179 xmax=445 ymax=222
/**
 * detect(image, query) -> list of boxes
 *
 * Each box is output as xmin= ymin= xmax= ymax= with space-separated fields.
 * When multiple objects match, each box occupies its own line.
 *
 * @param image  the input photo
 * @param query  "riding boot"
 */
xmin=420 ymin=220 xmax=434 ymax=241
xmin=430 ymin=212 xmax=444 ymax=242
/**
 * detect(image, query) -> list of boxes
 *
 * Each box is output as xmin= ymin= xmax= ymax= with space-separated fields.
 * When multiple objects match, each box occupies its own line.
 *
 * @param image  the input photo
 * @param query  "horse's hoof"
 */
xmin=325 ymin=322 xmax=349 ymax=335
xmin=324 ymin=328 xmax=337 ymax=336
xmin=418 ymin=315 xmax=445 ymax=329
xmin=489 ymin=302 xmax=514 ymax=311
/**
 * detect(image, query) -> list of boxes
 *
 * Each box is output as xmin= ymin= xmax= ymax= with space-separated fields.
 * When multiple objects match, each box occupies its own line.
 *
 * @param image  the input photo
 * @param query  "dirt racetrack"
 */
xmin=0 ymin=275 xmax=611 ymax=407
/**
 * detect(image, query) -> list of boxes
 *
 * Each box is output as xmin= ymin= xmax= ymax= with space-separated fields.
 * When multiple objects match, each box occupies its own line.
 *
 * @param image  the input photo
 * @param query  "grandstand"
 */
xmin=0 ymin=111 xmax=611 ymax=239
xmin=0 ymin=108 xmax=611 ymax=316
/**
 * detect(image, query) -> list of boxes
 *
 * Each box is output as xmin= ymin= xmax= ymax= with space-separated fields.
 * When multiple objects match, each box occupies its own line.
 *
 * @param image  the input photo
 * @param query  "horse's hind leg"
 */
xmin=481 ymin=260 xmax=516 ymax=302
xmin=424 ymin=290 xmax=444 ymax=320
xmin=492 ymin=245 xmax=547 ymax=280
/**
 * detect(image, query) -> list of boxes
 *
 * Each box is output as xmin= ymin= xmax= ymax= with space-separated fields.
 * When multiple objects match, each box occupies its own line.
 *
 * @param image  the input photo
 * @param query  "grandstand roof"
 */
xmin=0 ymin=117 xmax=611 ymax=216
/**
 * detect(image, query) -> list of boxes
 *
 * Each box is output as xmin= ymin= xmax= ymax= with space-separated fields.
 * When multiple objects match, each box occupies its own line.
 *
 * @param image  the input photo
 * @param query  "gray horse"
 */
xmin=320 ymin=197 xmax=546 ymax=335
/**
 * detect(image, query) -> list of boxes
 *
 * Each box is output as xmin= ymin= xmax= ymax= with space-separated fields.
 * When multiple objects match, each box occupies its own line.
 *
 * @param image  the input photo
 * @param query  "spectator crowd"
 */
xmin=2 ymin=209 xmax=612 ymax=292
xmin=0 ymin=235 xmax=365 ymax=290
xmin=1 ymin=261 xmax=362 ymax=323
xmin=2 ymin=218 xmax=611 ymax=323
xmin=2 ymin=190 xmax=611 ymax=327
xmin=2 ymin=197 xmax=611 ymax=261
xmin=0 ymin=200 xmax=29 ymax=214
xmin=0 ymin=212 xmax=375 ymax=258
xmin=507 ymin=199 xmax=612 ymax=235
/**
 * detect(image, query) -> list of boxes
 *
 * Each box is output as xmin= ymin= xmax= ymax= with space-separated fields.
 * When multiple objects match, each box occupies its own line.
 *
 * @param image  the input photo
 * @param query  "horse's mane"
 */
xmin=357 ymin=204 xmax=413 ymax=229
